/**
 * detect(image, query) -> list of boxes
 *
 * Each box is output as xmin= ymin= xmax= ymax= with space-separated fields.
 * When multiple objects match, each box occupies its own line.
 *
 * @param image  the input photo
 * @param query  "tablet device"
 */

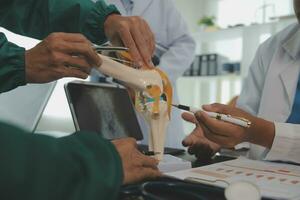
xmin=0 ymin=82 xmax=56 ymax=132
xmin=65 ymin=81 xmax=185 ymax=155
xmin=64 ymin=81 xmax=143 ymax=140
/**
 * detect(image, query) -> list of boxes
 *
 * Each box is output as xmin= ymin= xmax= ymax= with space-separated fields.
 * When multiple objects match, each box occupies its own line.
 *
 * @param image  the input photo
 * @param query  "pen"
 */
xmin=92 ymin=44 xmax=129 ymax=52
xmin=142 ymin=151 xmax=160 ymax=156
xmin=172 ymin=104 xmax=251 ymax=128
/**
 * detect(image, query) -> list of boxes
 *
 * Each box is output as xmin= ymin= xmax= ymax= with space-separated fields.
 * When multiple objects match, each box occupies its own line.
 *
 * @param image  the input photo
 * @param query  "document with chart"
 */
xmin=166 ymin=158 xmax=300 ymax=200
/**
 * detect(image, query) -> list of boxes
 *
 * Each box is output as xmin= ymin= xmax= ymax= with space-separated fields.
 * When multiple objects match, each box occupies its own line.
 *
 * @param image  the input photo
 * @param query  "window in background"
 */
xmin=217 ymin=0 xmax=262 ymax=28
xmin=217 ymin=0 xmax=293 ymax=28
xmin=264 ymin=0 xmax=293 ymax=18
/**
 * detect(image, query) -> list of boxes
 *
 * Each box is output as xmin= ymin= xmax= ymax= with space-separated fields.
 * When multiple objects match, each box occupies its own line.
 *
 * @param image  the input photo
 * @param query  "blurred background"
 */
xmin=3 ymin=0 xmax=296 ymax=138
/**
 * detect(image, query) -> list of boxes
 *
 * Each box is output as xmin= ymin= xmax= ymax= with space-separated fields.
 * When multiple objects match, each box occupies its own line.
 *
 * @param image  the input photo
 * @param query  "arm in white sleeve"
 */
xmin=157 ymin=0 xmax=196 ymax=84
xmin=237 ymin=35 xmax=300 ymax=163
xmin=159 ymin=35 xmax=196 ymax=84
xmin=265 ymin=123 xmax=300 ymax=164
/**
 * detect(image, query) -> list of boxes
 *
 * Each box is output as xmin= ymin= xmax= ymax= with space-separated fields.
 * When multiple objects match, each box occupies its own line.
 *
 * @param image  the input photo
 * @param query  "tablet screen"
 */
xmin=65 ymin=82 xmax=143 ymax=140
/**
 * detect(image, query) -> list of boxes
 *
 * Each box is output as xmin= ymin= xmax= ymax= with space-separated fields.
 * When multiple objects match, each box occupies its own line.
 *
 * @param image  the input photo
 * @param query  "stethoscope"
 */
xmin=120 ymin=178 xmax=225 ymax=200
xmin=120 ymin=178 xmax=263 ymax=200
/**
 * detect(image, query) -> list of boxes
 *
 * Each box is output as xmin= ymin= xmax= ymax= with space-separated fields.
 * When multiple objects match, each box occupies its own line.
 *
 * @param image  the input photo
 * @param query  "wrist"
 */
xmin=24 ymin=49 xmax=36 ymax=83
xmin=83 ymin=1 xmax=120 ymax=44
xmin=104 ymin=14 xmax=121 ymax=38
xmin=247 ymin=117 xmax=275 ymax=149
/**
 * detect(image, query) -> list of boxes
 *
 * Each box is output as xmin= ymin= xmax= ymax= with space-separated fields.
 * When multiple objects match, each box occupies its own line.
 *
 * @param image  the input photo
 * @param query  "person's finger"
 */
xmin=182 ymin=135 xmax=193 ymax=147
xmin=64 ymin=56 xmax=93 ymax=74
xmin=195 ymin=111 xmax=240 ymax=137
xmin=140 ymin=20 xmax=155 ymax=55
xmin=195 ymin=112 xmax=236 ymax=147
xmin=193 ymin=143 xmax=215 ymax=159
xmin=55 ymin=41 xmax=101 ymax=67
xmin=203 ymin=131 xmax=232 ymax=148
xmin=132 ymin=19 xmax=154 ymax=63
xmin=59 ymin=32 xmax=90 ymax=43
xmin=182 ymin=128 xmax=199 ymax=146
xmin=130 ymin=25 xmax=152 ymax=67
xmin=49 ymin=51 xmax=93 ymax=74
xmin=182 ymin=112 xmax=198 ymax=124
xmin=202 ymin=103 xmax=231 ymax=114
xmin=125 ymin=137 xmax=138 ymax=148
xmin=187 ymin=146 xmax=195 ymax=155
xmin=186 ymin=140 xmax=215 ymax=157
xmin=46 ymin=33 xmax=90 ymax=47
xmin=185 ymin=133 xmax=215 ymax=157
xmin=118 ymin=26 xmax=143 ymax=67
xmin=138 ymin=153 xmax=159 ymax=169
xmin=137 ymin=167 xmax=162 ymax=182
xmin=61 ymin=67 xmax=89 ymax=79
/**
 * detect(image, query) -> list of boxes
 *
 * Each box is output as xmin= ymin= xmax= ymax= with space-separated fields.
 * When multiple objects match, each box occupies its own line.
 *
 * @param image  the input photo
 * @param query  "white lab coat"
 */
xmin=237 ymin=23 xmax=300 ymax=163
xmin=106 ymin=0 xmax=196 ymax=148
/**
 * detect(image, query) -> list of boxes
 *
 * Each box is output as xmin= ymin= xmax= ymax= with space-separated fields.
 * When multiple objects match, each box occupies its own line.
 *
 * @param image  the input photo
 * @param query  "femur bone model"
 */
xmin=96 ymin=52 xmax=173 ymax=161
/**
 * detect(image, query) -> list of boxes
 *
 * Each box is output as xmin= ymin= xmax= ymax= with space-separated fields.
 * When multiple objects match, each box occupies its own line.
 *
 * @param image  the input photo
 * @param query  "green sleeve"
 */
xmin=0 ymin=33 xmax=26 ymax=93
xmin=0 ymin=0 xmax=119 ymax=93
xmin=0 ymin=122 xmax=123 ymax=200
xmin=0 ymin=0 xmax=119 ymax=44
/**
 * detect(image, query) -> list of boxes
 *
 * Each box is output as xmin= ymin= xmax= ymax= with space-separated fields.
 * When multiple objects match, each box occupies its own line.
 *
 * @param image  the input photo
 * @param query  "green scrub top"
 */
xmin=0 ymin=0 xmax=118 ymax=93
xmin=0 ymin=1 xmax=124 ymax=200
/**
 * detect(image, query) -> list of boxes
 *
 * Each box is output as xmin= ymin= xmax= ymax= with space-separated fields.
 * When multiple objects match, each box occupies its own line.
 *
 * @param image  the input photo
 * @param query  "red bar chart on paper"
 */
xmin=166 ymin=158 xmax=300 ymax=200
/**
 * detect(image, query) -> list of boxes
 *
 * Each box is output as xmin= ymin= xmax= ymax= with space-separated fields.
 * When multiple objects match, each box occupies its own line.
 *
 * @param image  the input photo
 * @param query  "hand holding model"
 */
xmin=96 ymin=52 xmax=172 ymax=161
xmin=24 ymin=14 xmax=155 ymax=84
xmin=25 ymin=33 xmax=101 ymax=83
xmin=112 ymin=138 xmax=161 ymax=184
xmin=104 ymin=14 xmax=155 ymax=68
xmin=25 ymin=10 xmax=170 ymax=164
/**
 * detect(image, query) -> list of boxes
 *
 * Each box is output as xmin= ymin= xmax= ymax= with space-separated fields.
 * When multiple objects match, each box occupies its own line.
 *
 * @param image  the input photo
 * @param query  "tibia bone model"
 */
xmin=96 ymin=54 xmax=173 ymax=161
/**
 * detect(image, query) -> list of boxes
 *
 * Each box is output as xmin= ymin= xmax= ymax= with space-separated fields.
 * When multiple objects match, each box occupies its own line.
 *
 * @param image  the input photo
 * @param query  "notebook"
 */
xmin=166 ymin=157 xmax=300 ymax=200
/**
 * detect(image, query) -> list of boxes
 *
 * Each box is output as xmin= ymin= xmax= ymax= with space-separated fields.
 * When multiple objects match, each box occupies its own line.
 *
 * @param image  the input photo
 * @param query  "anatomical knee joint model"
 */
xmin=96 ymin=53 xmax=172 ymax=161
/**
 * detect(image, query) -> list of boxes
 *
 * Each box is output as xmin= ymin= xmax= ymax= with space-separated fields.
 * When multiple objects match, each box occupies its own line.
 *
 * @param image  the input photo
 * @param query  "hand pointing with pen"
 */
xmin=182 ymin=103 xmax=276 ymax=152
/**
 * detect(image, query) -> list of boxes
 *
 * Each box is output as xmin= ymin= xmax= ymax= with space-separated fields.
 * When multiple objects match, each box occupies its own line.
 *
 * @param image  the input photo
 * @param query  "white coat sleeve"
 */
xmin=157 ymin=0 xmax=196 ymax=84
xmin=265 ymin=123 xmax=300 ymax=163
xmin=238 ymin=37 xmax=300 ymax=164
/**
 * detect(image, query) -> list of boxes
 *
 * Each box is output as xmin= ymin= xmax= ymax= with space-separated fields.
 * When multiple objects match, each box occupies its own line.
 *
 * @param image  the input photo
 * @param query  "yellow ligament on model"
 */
xmin=117 ymin=51 xmax=173 ymax=119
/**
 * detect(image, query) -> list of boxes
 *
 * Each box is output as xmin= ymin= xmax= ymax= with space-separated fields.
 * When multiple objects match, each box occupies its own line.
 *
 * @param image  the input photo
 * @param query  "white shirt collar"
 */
xmin=283 ymin=24 xmax=300 ymax=60
xmin=120 ymin=0 xmax=134 ymax=15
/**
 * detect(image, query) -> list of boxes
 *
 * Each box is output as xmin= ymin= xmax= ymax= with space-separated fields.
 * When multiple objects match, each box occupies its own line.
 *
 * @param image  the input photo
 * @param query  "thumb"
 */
xmin=202 ymin=103 xmax=231 ymax=114
xmin=182 ymin=112 xmax=197 ymax=124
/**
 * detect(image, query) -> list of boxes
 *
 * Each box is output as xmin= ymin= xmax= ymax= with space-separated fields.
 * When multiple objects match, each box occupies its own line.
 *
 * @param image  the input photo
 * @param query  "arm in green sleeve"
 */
xmin=0 ymin=0 xmax=119 ymax=92
xmin=0 ymin=122 xmax=123 ymax=200
xmin=0 ymin=33 xmax=26 ymax=93
xmin=0 ymin=0 xmax=119 ymax=44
